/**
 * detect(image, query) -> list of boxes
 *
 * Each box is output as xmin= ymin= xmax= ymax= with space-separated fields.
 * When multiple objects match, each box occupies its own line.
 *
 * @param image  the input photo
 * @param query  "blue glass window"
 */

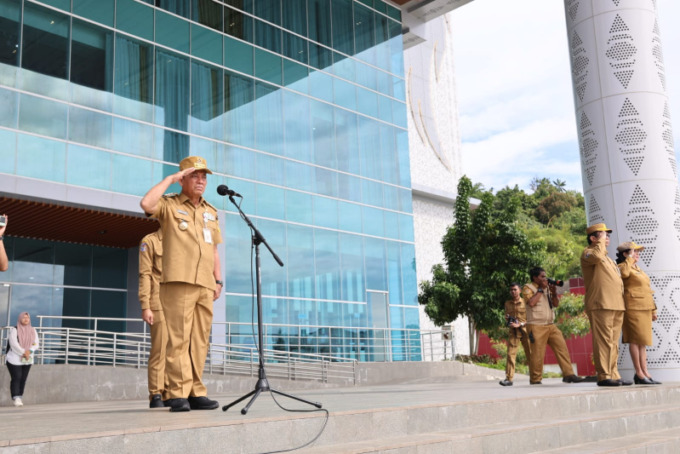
xmin=283 ymin=31 xmax=308 ymax=64
xmin=283 ymin=91 xmax=312 ymax=162
xmin=224 ymin=71 xmax=255 ymax=149
xmin=255 ymin=19 xmax=282 ymax=54
xmin=364 ymin=238 xmax=387 ymax=291
xmin=256 ymin=184 xmax=285 ymax=220
xmin=335 ymin=109 xmax=360 ymax=175
xmin=0 ymin=88 xmax=18 ymax=128
xmin=308 ymin=0 xmax=331 ymax=47
xmin=112 ymin=118 xmax=155 ymax=158
xmin=282 ymin=0 xmax=307 ymax=36
xmin=284 ymin=161 xmax=314 ymax=192
xmin=314 ymin=229 xmax=340 ymax=300
xmin=254 ymin=82 xmax=283 ymax=154
xmin=338 ymin=201 xmax=362 ymax=233
xmin=256 ymin=153 xmax=284 ymax=186
xmin=255 ymin=0 xmax=281 ymax=26
xmin=311 ymin=100 xmax=335 ymax=168
xmin=192 ymin=0 xmax=223 ymax=32
xmin=285 ymin=190 xmax=313 ymax=225
xmin=339 ymin=233 xmax=364 ymax=302
xmin=354 ymin=4 xmax=375 ymax=65
xmin=283 ymin=59 xmax=308 ymax=91
xmin=224 ymin=36 xmax=254 ymax=75
xmin=68 ymin=106 xmax=112 ymax=149
xmin=113 ymin=35 xmax=153 ymax=122
xmin=387 ymin=241 xmax=402 ymax=305
xmin=67 ymin=144 xmax=110 ymax=190
xmin=191 ymin=61 xmax=224 ymax=139
xmin=0 ymin=129 xmax=15 ymax=174
xmin=315 ymin=167 xmax=337 ymax=197
xmin=362 ymin=206 xmax=384 ymax=237
xmin=192 ymin=24 xmax=223 ymax=65
xmin=313 ymin=197 xmax=338 ymax=229
xmin=0 ymin=0 xmax=21 ymax=68
xmin=224 ymin=7 xmax=253 ymax=42
xmin=155 ymin=10 xmax=189 ymax=53
xmin=254 ymin=48 xmax=282 ymax=85
xmin=116 ymin=0 xmax=153 ymax=40
xmin=358 ymin=117 xmax=381 ymax=180
xmin=19 ymin=94 xmax=67 ymax=139
xmin=73 ymin=0 xmax=114 ymax=27
xmin=399 ymin=213 xmax=414 ymax=242
xmin=155 ymin=48 xmax=189 ymax=133
xmin=287 ymin=225 xmax=315 ymax=298
xmin=22 ymin=3 xmax=69 ymax=81
xmin=16 ymin=134 xmax=66 ymax=183
xmin=401 ymin=244 xmax=418 ymax=305
xmin=331 ymin=0 xmax=354 ymax=55
xmin=112 ymin=153 xmax=153 ymax=197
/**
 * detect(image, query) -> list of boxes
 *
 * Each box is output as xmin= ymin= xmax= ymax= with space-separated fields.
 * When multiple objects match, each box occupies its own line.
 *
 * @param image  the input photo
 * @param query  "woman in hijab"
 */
xmin=616 ymin=242 xmax=660 ymax=385
xmin=6 ymin=312 xmax=39 ymax=406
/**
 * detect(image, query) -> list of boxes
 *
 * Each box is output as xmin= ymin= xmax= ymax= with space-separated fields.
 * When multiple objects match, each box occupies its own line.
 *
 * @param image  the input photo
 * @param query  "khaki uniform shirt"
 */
xmin=151 ymin=193 xmax=222 ymax=291
xmin=504 ymin=298 xmax=528 ymax=324
xmin=580 ymin=238 xmax=624 ymax=312
xmin=138 ymin=230 xmax=163 ymax=311
xmin=522 ymin=283 xmax=555 ymax=326
xmin=618 ymin=258 xmax=657 ymax=312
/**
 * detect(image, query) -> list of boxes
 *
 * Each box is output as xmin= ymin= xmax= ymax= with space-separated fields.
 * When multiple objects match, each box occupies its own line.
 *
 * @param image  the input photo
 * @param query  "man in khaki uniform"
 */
xmin=523 ymin=267 xmax=584 ymax=385
xmin=581 ymin=223 xmax=630 ymax=386
xmin=138 ymin=228 xmax=168 ymax=408
xmin=499 ymin=283 xmax=531 ymax=386
xmin=140 ymin=156 xmax=223 ymax=412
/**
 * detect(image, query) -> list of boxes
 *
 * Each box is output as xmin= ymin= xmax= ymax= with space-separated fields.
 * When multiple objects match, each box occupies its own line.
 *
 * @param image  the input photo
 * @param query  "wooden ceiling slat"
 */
xmin=0 ymin=197 xmax=159 ymax=249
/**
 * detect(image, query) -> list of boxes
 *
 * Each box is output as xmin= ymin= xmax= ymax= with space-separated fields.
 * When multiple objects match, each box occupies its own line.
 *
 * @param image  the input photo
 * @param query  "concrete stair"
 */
xmin=296 ymin=386 xmax=680 ymax=454
xmin=4 ymin=383 xmax=680 ymax=453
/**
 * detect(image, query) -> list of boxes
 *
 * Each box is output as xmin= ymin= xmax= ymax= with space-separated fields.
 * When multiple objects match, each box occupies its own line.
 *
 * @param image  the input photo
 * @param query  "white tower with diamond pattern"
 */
xmin=564 ymin=0 xmax=680 ymax=381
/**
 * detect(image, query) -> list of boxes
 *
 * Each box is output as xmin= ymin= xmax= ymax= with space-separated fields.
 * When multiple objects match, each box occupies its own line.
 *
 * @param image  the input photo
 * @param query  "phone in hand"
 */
xmin=0 ymin=215 xmax=6 ymax=227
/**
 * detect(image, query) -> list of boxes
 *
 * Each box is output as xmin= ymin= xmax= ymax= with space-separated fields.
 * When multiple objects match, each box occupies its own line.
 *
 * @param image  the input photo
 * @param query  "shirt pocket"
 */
xmin=171 ymin=211 xmax=192 ymax=233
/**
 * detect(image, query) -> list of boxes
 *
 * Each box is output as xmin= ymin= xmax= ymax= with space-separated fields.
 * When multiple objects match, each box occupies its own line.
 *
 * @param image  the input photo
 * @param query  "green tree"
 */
xmin=418 ymin=176 xmax=543 ymax=353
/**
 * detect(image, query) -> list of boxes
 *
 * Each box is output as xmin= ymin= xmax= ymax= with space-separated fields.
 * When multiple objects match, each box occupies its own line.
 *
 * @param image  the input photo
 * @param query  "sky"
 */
xmin=449 ymin=0 xmax=680 ymax=195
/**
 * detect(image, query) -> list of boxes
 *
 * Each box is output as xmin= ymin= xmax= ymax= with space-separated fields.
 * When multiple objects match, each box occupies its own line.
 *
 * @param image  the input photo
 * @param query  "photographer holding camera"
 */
xmin=523 ymin=267 xmax=585 ymax=385
xmin=499 ymin=283 xmax=531 ymax=386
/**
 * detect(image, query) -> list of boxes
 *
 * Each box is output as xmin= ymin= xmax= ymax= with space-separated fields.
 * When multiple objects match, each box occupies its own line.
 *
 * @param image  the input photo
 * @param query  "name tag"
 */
xmin=203 ymin=228 xmax=213 ymax=244
xmin=203 ymin=212 xmax=215 ymax=222
xmin=177 ymin=209 xmax=189 ymax=215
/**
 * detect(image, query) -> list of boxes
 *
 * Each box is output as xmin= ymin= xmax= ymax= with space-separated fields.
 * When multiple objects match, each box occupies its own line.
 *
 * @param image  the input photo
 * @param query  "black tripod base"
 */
xmin=222 ymin=377 xmax=322 ymax=415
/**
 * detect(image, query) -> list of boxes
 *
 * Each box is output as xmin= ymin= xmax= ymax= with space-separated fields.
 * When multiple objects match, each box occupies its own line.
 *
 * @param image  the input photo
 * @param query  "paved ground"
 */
xmin=0 ymin=372 xmax=653 ymax=447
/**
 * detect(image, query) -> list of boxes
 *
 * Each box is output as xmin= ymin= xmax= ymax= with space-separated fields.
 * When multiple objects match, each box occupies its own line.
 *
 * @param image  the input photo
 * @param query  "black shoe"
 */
xmin=168 ymin=398 xmax=191 ymax=412
xmin=562 ymin=375 xmax=586 ymax=383
xmin=530 ymin=381 xmax=542 ymax=385
xmin=634 ymin=375 xmax=654 ymax=385
xmin=618 ymin=379 xmax=633 ymax=386
xmin=188 ymin=396 xmax=219 ymax=410
xmin=597 ymin=379 xmax=622 ymax=387
xmin=649 ymin=377 xmax=662 ymax=384
xmin=149 ymin=394 xmax=165 ymax=408
xmin=499 ymin=379 xmax=513 ymax=386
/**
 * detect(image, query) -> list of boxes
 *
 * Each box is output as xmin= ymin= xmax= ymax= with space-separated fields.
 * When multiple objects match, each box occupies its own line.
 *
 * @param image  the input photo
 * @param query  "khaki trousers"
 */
xmin=527 ymin=324 xmax=575 ymax=383
xmin=147 ymin=308 xmax=168 ymax=398
xmin=505 ymin=328 xmax=531 ymax=382
xmin=160 ymin=282 xmax=213 ymax=399
xmin=588 ymin=309 xmax=624 ymax=381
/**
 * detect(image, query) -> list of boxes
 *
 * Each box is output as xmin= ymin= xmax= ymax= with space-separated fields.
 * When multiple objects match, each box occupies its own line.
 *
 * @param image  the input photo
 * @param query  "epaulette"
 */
xmin=162 ymin=193 xmax=179 ymax=198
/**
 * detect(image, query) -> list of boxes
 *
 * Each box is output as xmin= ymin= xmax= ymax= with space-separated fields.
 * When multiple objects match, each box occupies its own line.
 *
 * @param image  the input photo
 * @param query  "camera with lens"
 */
xmin=547 ymin=277 xmax=564 ymax=287
xmin=506 ymin=316 xmax=519 ymax=327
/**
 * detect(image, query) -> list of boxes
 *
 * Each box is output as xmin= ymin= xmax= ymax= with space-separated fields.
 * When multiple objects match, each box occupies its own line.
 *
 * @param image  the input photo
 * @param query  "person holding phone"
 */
xmin=0 ymin=214 xmax=8 ymax=271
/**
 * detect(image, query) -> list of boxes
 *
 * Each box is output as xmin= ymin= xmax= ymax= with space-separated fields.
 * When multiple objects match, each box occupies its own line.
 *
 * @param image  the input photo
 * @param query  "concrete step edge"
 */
xmin=540 ymin=426 xmax=680 ymax=453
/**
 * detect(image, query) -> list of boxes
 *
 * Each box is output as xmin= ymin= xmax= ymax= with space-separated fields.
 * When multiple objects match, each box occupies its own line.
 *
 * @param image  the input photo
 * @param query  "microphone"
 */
xmin=217 ymin=184 xmax=242 ymax=198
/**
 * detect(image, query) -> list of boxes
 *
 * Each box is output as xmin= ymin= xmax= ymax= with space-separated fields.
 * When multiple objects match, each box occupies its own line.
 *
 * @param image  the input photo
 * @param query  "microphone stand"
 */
xmin=222 ymin=194 xmax=322 ymax=415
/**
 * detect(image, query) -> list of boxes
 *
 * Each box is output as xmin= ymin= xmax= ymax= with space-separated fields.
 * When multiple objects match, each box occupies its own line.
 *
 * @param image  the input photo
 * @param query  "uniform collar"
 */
xmin=178 ymin=192 xmax=205 ymax=207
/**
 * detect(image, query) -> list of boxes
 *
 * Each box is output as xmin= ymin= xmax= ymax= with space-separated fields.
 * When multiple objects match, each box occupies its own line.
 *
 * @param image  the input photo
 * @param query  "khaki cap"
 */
xmin=617 ymin=241 xmax=644 ymax=252
xmin=179 ymin=156 xmax=212 ymax=174
xmin=586 ymin=223 xmax=612 ymax=235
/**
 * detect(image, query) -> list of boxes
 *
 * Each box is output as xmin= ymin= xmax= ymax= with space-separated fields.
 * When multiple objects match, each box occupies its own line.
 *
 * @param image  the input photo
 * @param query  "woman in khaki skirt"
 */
xmin=616 ymin=241 xmax=660 ymax=385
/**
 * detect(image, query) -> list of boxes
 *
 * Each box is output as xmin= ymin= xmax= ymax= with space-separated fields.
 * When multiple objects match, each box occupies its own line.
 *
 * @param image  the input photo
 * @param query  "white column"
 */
xmin=564 ymin=0 xmax=680 ymax=381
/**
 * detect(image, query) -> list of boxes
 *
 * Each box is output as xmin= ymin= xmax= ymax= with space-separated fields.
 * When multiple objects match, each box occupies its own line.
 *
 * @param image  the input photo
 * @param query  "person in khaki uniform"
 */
xmin=615 ymin=241 xmax=661 ymax=385
xmin=138 ymin=228 xmax=168 ymax=407
xmin=523 ymin=267 xmax=584 ymax=385
xmin=140 ymin=156 xmax=223 ymax=412
xmin=499 ymin=283 xmax=531 ymax=386
xmin=581 ymin=223 xmax=631 ymax=386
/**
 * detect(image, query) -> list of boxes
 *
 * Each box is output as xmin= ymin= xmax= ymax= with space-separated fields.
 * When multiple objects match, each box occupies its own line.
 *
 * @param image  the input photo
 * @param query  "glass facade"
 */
xmin=0 ymin=0 xmax=419 ymax=361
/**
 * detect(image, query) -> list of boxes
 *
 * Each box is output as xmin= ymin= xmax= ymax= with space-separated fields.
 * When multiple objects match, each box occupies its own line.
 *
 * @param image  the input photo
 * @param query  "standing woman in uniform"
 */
xmin=6 ymin=312 xmax=40 ymax=406
xmin=616 ymin=241 xmax=660 ymax=385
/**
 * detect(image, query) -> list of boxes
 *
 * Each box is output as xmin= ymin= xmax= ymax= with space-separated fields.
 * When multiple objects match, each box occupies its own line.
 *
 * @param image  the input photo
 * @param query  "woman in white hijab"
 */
xmin=6 ymin=312 xmax=39 ymax=406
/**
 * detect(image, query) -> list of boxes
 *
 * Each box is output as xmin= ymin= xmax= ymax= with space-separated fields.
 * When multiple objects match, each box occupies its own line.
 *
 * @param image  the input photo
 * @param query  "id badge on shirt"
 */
xmin=203 ymin=228 xmax=213 ymax=244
